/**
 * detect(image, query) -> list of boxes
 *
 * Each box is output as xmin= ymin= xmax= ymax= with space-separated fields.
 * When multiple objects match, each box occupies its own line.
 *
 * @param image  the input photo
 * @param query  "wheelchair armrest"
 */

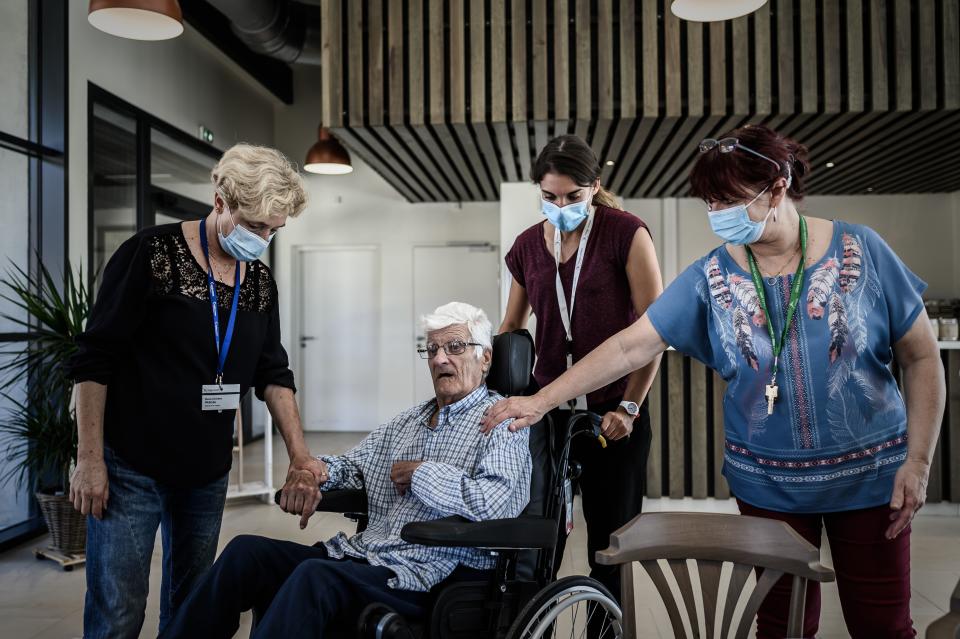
xmin=272 ymin=489 xmax=369 ymax=514
xmin=400 ymin=515 xmax=557 ymax=550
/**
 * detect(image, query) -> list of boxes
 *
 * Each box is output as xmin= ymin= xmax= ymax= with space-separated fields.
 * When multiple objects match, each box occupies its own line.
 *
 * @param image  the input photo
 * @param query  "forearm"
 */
xmin=538 ymin=316 xmax=666 ymax=412
xmin=901 ymin=354 xmax=945 ymax=465
xmin=621 ymin=354 xmax=662 ymax=405
xmin=75 ymin=381 xmax=107 ymax=462
xmin=264 ymin=384 xmax=311 ymax=461
xmin=411 ymin=462 xmax=517 ymax=521
xmin=316 ymin=456 xmax=362 ymax=490
xmin=498 ymin=319 xmax=524 ymax=333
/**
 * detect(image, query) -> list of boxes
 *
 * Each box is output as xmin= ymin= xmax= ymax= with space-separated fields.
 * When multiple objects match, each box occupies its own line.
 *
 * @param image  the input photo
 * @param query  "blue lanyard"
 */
xmin=199 ymin=218 xmax=240 ymax=385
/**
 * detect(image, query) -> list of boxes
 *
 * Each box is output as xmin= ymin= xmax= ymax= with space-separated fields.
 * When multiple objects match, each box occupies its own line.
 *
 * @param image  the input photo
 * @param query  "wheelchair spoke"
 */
xmin=509 ymin=579 xmax=623 ymax=639
xmin=597 ymin=614 xmax=613 ymax=639
xmin=570 ymin=596 xmax=580 ymax=636
xmin=578 ymin=602 xmax=599 ymax=639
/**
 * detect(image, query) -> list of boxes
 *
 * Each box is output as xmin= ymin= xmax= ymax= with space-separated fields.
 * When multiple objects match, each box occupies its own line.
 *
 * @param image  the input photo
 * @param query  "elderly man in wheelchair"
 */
xmin=161 ymin=301 xmax=624 ymax=639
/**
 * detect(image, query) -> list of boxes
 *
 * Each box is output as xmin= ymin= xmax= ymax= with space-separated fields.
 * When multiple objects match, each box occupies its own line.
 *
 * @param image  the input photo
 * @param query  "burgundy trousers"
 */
xmin=737 ymin=499 xmax=915 ymax=639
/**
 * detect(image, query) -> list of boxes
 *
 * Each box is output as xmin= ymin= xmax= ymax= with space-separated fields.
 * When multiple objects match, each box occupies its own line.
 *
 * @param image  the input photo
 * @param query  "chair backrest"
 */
xmin=595 ymin=512 xmax=836 ymax=639
xmin=926 ymin=577 xmax=960 ymax=639
xmin=487 ymin=330 xmax=549 ymax=521
xmin=487 ymin=330 xmax=553 ymax=582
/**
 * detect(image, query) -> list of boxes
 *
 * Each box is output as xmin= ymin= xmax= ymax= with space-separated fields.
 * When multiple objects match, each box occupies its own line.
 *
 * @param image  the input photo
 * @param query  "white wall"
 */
xmin=67 ymin=3 xmax=279 ymax=266
xmin=499 ymin=182 xmax=540 ymax=313
xmin=272 ymin=66 xmax=499 ymax=426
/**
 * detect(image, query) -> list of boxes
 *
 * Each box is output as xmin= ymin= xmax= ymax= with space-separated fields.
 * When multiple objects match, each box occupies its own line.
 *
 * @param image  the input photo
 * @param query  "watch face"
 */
xmin=621 ymin=401 xmax=639 ymax=416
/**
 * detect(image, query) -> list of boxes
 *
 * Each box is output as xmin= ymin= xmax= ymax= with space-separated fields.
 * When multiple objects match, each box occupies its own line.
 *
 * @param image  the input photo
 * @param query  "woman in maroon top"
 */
xmin=498 ymin=135 xmax=663 ymax=605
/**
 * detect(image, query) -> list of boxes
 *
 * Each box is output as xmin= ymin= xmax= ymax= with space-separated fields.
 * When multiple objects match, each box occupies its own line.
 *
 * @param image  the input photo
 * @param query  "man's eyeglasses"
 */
xmin=699 ymin=137 xmax=781 ymax=172
xmin=417 ymin=340 xmax=483 ymax=359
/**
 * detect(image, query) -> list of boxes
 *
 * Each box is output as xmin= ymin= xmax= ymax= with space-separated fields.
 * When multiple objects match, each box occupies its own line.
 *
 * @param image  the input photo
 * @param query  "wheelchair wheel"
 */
xmin=506 ymin=576 xmax=623 ymax=639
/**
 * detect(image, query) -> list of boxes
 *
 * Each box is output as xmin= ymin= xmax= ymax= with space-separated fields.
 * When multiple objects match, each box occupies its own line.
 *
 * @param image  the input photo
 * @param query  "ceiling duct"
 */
xmin=206 ymin=0 xmax=321 ymax=65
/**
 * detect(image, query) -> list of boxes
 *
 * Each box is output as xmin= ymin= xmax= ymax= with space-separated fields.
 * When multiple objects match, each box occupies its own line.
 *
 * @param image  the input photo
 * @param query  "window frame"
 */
xmin=0 ymin=0 xmax=68 ymax=552
xmin=86 ymin=84 xmax=224 ymax=282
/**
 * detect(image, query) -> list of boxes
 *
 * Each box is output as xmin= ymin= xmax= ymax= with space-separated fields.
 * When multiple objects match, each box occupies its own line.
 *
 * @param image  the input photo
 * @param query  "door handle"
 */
xmin=300 ymin=336 xmax=317 ymax=348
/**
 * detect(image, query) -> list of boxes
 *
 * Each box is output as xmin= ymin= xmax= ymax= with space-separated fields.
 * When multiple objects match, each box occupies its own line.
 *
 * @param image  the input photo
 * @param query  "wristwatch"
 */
xmin=618 ymin=400 xmax=640 ymax=417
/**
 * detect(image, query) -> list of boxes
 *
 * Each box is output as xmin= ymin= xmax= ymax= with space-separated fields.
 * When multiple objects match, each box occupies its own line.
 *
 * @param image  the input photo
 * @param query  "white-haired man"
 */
xmin=161 ymin=302 xmax=532 ymax=638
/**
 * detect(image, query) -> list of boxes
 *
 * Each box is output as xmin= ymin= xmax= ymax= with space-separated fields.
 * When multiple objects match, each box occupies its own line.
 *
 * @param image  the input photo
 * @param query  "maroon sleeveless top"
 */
xmin=504 ymin=206 xmax=650 ymax=405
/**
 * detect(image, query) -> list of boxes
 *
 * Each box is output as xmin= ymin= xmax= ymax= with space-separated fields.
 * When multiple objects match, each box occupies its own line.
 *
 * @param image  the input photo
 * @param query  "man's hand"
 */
xmin=599 ymin=409 xmax=635 ymax=441
xmin=886 ymin=458 xmax=929 ymax=540
xmin=70 ymin=457 xmax=109 ymax=520
xmin=279 ymin=456 xmax=327 ymax=529
xmin=390 ymin=461 xmax=423 ymax=496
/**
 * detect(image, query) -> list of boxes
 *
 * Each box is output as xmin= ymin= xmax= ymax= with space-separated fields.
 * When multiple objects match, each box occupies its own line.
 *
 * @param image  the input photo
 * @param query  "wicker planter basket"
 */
xmin=35 ymin=492 xmax=87 ymax=555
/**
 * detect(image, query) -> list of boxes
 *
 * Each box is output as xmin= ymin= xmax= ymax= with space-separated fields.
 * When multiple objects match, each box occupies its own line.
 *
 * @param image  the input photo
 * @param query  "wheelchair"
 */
xmin=274 ymin=330 xmax=623 ymax=639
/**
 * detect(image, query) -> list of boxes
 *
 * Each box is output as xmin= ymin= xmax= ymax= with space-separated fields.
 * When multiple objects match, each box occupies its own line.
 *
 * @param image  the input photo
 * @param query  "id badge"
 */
xmin=201 ymin=384 xmax=241 ymax=411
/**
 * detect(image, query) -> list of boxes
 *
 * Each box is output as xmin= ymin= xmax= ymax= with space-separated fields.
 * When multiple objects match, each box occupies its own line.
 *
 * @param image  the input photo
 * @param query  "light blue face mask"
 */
xmin=217 ymin=209 xmax=272 ymax=261
xmin=541 ymin=198 xmax=590 ymax=232
xmin=707 ymin=187 xmax=774 ymax=245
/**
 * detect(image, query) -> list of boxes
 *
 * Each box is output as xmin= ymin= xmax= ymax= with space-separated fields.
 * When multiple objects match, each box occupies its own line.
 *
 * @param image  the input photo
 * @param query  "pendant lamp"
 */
xmin=88 ymin=0 xmax=184 ymax=41
xmin=670 ymin=0 xmax=767 ymax=22
xmin=304 ymin=127 xmax=354 ymax=175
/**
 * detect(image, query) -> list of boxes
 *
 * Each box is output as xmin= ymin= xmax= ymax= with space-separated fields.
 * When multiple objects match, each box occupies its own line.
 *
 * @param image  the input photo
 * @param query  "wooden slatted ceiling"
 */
xmin=320 ymin=0 xmax=960 ymax=203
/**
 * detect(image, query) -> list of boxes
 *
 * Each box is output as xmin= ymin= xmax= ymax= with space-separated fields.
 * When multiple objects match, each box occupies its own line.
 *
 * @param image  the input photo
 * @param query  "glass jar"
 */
xmin=940 ymin=317 xmax=959 ymax=341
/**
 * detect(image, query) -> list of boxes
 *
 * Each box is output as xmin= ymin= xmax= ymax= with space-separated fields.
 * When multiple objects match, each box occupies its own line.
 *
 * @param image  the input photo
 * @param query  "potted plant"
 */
xmin=0 ymin=259 xmax=90 ymax=556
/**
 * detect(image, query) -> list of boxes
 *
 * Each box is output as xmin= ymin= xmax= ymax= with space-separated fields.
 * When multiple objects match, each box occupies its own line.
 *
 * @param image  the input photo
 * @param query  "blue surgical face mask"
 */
xmin=217 ymin=209 xmax=272 ymax=261
xmin=707 ymin=187 xmax=774 ymax=245
xmin=541 ymin=197 xmax=590 ymax=232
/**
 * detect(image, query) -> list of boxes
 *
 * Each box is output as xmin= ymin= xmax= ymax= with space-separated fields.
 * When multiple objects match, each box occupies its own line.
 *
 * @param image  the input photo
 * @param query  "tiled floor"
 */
xmin=1 ymin=432 xmax=957 ymax=638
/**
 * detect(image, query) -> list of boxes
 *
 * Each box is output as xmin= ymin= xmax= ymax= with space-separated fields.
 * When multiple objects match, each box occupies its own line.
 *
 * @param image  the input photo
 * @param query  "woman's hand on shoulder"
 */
xmin=481 ymin=395 xmax=549 ymax=434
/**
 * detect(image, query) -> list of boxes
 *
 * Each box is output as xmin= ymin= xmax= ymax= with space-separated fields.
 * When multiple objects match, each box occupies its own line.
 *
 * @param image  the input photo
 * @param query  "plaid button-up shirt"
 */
xmin=317 ymin=384 xmax=532 ymax=591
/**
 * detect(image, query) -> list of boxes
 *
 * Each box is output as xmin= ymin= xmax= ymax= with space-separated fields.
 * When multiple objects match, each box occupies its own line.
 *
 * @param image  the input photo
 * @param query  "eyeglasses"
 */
xmin=417 ymin=340 xmax=483 ymax=359
xmin=699 ymin=137 xmax=781 ymax=172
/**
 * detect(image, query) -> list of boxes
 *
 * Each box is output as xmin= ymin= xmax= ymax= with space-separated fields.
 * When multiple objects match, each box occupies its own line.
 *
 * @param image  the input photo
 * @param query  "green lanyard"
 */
xmin=745 ymin=215 xmax=808 ymax=396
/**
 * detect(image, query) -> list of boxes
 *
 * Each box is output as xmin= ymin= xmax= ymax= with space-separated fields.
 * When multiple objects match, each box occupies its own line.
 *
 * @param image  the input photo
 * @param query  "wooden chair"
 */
xmin=926 ymin=578 xmax=960 ymax=638
xmin=595 ymin=512 xmax=836 ymax=639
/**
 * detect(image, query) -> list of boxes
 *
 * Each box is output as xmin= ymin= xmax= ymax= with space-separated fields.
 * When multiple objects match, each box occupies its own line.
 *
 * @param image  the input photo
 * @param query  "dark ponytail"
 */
xmin=531 ymin=135 xmax=622 ymax=209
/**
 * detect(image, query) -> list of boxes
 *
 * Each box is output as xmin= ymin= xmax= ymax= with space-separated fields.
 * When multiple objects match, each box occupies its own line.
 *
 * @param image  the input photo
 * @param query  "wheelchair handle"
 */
xmin=567 ymin=411 xmax=607 ymax=448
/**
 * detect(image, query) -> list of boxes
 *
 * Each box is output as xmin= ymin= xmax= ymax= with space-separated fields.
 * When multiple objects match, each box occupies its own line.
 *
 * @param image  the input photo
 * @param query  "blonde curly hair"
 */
xmin=211 ymin=144 xmax=307 ymax=221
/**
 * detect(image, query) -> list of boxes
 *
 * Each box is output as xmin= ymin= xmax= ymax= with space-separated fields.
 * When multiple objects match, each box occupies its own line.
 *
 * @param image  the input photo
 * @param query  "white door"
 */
xmin=299 ymin=246 xmax=380 ymax=431
xmin=412 ymin=244 xmax=500 ymax=403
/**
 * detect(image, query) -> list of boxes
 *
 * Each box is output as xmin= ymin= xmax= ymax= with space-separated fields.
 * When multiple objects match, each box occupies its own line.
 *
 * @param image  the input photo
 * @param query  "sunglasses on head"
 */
xmin=699 ymin=137 xmax=781 ymax=172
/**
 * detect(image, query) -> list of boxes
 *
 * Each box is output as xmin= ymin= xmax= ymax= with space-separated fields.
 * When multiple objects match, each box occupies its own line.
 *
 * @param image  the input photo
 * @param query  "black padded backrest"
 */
xmin=486 ymin=331 xmax=547 ymax=516
xmin=487 ymin=330 xmax=552 ymax=581
xmin=487 ymin=330 xmax=535 ymax=397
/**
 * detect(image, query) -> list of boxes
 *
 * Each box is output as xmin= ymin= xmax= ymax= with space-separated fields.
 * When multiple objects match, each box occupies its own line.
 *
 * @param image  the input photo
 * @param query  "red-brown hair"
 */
xmin=689 ymin=125 xmax=811 ymax=204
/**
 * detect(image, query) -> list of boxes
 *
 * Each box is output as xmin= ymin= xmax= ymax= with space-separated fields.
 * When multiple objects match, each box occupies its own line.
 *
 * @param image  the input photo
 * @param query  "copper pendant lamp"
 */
xmin=88 ymin=0 xmax=184 ymax=41
xmin=304 ymin=127 xmax=353 ymax=175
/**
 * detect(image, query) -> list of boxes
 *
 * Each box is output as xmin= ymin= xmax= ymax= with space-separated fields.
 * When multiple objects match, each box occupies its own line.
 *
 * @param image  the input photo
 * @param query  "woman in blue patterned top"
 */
xmin=483 ymin=125 xmax=945 ymax=638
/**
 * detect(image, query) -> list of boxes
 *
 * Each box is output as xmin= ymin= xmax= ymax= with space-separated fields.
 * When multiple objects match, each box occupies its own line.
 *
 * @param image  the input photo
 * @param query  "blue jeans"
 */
xmin=83 ymin=447 xmax=228 ymax=639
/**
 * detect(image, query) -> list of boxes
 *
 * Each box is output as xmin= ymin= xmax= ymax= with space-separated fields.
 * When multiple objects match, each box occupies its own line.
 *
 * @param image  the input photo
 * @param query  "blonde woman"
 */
xmin=68 ymin=144 xmax=325 ymax=638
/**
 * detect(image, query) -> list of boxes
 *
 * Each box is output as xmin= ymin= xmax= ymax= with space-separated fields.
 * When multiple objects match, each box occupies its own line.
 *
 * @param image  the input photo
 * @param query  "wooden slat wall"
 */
xmin=321 ymin=0 xmax=960 ymax=202
xmin=646 ymin=352 xmax=735 ymax=500
xmin=949 ymin=352 xmax=960 ymax=502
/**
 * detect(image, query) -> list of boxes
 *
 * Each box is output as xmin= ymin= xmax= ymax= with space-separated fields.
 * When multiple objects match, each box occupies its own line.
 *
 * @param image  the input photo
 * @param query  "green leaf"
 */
xmin=0 ymin=256 xmax=90 ymax=492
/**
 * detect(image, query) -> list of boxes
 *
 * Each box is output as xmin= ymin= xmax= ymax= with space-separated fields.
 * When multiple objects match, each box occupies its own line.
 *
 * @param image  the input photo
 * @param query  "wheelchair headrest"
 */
xmin=486 ymin=330 xmax=535 ymax=397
